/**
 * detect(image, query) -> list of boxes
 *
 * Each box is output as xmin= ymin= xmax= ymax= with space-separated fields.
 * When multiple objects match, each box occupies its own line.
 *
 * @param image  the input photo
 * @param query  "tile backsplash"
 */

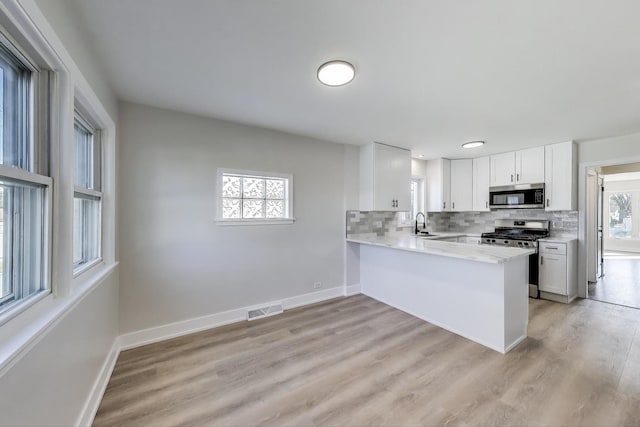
xmin=346 ymin=211 xmax=409 ymax=236
xmin=347 ymin=209 xmax=578 ymax=237
xmin=428 ymin=210 xmax=578 ymax=237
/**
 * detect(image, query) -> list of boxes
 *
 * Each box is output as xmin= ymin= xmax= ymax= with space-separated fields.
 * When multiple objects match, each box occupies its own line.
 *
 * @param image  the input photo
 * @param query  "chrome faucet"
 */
xmin=415 ymin=212 xmax=426 ymax=234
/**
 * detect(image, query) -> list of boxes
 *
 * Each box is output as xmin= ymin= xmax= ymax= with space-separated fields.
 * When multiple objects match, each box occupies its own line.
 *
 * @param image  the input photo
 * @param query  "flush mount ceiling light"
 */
xmin=462 ymin=141 xmax=485 ymax=149
xmin=317 ymin=60 xmax=355 ymax=86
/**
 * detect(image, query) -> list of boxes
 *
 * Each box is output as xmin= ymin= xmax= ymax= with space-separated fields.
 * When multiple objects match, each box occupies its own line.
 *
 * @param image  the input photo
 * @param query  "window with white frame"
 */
xmin=0 ymin=33 xmax=52 ymax=320
xmin=217 ymin=169 xmax=293 ymax=224
xmin=73 ymin=112 xmax=101 ymax=272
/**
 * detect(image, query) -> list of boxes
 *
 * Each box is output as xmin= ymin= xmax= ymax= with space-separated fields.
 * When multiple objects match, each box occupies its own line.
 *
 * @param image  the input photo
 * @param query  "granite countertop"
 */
xmin=346 ymin=233 xmax=535 ymax=264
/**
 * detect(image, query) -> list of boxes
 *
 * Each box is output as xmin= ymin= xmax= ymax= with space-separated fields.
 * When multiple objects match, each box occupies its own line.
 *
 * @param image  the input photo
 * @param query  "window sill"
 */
xmin=73 ymin=257 xmax=103 ymax=279
xmin=216 ymin=218 xmax=296 ymax=226
xmin=0 ymin=261 xmax=118 ymax=378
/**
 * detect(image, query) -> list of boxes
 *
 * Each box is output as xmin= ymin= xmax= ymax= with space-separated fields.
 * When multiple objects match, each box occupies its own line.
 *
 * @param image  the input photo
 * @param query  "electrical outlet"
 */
xmin=313 ymin=282 xmax=322 ymax=289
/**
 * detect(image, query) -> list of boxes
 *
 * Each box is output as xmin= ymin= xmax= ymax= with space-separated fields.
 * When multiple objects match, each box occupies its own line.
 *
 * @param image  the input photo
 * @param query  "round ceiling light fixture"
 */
xmin=317 ymin=60 xmax=355 ymax=86
xmin=462 ymin=140 xmax=485 ymax=149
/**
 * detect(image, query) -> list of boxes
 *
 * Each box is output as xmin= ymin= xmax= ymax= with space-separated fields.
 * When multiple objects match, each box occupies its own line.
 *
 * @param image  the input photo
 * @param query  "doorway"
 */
xmin=587 ymin=163 xmax=640 ymax=309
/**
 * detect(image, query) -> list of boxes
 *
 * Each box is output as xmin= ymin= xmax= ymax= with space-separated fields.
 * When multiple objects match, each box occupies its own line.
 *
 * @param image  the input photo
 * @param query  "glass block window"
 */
xmin=218 ymin=169 xmax=293 ymax=224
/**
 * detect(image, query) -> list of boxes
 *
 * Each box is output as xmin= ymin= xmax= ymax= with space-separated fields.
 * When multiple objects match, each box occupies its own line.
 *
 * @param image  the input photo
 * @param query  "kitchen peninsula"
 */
xmin=347 ymin=234 xmax=535 ymax=353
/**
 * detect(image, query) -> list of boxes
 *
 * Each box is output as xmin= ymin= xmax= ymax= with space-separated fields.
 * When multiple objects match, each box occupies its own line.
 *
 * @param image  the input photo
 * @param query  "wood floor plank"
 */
xmin=93 ymin=295 xmax=640 ymax=427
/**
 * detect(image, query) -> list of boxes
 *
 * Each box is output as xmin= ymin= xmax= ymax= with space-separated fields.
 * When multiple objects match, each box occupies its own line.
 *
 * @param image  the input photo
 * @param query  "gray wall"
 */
xmin=0 ymin=273 xmax=118 ymax=426
xmin=118 ymin=102 xmax=348 ymax=333
xmin=35 ymin=0 xmax=118 ymax=120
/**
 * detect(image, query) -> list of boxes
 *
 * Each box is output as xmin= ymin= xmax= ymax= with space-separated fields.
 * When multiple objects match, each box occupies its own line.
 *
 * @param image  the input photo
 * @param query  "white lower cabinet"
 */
xmin=538 ymin=239 xmax=577 ymax=303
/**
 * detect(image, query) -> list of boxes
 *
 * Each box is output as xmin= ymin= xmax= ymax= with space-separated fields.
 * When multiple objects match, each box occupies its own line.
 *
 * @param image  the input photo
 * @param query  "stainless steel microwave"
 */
xmin=489 ymin=183 xmax=545 ymax=209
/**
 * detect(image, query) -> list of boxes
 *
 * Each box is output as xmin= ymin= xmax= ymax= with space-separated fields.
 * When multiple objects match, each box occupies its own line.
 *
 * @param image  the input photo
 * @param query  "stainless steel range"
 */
xmin=481 ymin=219 xmax=550 ymax=298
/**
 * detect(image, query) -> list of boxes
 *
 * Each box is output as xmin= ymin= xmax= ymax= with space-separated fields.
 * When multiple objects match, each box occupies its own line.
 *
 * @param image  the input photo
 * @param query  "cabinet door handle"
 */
xmin=546 ymin=246 xmax=559 ymax=250
xmin=517 ymin=173 xmax=520 ymax=182
xmin=511 ymin=174 xmax=514 ymax=182
xmin=443 ymin=202 xmax=446 ymax=209
xmin=540 ymin=256 xmax=543 ymax=265
xmin=485 ymin=201 xmax=488 ymax=208
xmin=546 ymin=198 xmax=550 ymax=207
xmin=452 ymin=202 xmax=455 ymax=209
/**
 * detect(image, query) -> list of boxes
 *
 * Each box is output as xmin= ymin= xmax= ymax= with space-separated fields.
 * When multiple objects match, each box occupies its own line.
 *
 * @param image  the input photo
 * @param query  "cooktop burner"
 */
xmin=480 ymin=219 xmax=551 ymax=247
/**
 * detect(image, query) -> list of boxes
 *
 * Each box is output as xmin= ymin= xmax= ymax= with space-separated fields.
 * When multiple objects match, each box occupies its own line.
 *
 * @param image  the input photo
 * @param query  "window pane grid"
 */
xmin=221 ymin=173 xmax=287 ymax=220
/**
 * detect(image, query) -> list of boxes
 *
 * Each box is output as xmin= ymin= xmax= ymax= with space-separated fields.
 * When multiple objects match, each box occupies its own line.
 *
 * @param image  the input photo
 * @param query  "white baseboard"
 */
xmin=119 ymin=286 xmax=345 ymax=351
xmin=118 ymin=307 xmax=247 ymax=351
xmin=282 ymin=286 xmax=344 ymax=310
xmin=76 ymin=338 xmax=120 ymax=427
xmin=345 ymin=284 xmax=361 ymax=296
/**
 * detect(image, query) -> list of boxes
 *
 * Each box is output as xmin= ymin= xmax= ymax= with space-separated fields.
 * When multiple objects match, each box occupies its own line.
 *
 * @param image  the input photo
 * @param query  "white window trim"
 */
xmin=0 ymin=25 xmax=54 ymax=324
xmin=0 ymin=0 xmax=118 ymax=377
xmin=72 ymin=105 xmax=104 ymax=276
xmin=215 ymin=168 xmax=295 ymax=226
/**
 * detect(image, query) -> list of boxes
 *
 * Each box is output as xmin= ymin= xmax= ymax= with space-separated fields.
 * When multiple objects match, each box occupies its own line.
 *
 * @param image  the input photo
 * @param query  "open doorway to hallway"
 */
xmin=587 ymin=163 xmax=640 ymax=309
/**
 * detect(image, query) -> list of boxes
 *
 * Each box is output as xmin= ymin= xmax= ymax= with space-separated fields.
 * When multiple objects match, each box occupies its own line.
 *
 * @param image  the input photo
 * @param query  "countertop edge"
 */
xmin=346 ymin=236 xmax=535 ymax=264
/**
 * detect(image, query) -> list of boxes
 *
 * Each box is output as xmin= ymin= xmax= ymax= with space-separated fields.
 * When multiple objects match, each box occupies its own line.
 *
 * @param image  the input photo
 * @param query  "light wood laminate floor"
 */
xmin=94 ymin=295 xmax=640 ymax=426
xmin=589 ymin=258 xmax=640 ymax=309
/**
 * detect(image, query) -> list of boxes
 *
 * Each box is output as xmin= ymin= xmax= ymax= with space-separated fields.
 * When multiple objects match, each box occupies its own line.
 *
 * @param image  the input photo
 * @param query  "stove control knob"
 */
xmin=518 ymin=242 xmax=523 ymax=246
xmin=504 ymin=240 xmax=509 ymax=244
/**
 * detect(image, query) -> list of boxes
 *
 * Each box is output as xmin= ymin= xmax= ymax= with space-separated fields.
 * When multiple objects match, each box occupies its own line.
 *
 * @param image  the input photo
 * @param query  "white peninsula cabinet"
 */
xmin=490 ymin=146 xmax=545 ymax=186
xmin=426 ymin=158 xmax=451 ymax=212
xmin=544 ymin=141 xmax=577 ymax=211
xmin=360 ymin=142 xmax=411 ymax=211
xmin=450 ymin=159 xmax=473 ymax=211
xmin=473 ymin=156 xmax=490 ymax=211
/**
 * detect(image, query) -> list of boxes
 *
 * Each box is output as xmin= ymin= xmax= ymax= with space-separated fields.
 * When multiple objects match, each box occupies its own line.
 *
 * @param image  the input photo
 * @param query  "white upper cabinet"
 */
xmin=426 ymin=158 xmax=451 ymax=212
xmin=490 ymin=151 xmax=516 ymax=186
xmin=515 ymin=146 xmax=545 ymax=184
xmin=473 ymin=156 xmax=490 ymax=211
xmin=544 ymin=141 xmax=577 ymax=211
xmin=360 ymin=142 xmax=411 ymax=211
xmin=491 ymin=147 xmax=545 ymax=186
xmin=450 ymin=159 xmax=473 ymax=212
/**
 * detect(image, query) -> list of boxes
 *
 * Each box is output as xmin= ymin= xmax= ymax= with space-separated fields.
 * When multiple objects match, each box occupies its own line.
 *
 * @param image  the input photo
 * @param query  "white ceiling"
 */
xmin=71 ymin=0 xmax=640 ymax=159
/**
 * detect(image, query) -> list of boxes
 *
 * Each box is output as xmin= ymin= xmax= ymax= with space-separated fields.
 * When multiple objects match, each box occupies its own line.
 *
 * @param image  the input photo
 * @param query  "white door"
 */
xmin=450 ymin=159 xmax=473 ymax=211
xmin=539 ymin=254 xmax=567 ymax=295
xmin=490 ymin=152 xmax=516 ymax=186
xmin=473 ymin=156 xmax=490 ymax=211
xmin=516 ymin=146 xmax=545 ymax=184
xmin=597 ymin=176 xmax=604 ymax=278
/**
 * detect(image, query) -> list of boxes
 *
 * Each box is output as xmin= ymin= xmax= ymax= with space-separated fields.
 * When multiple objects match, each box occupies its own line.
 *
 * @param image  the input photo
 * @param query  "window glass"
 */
xmin=73 ymin=114 xmax=101 ymax=272
xmin=221 ymin=173 xmax=289 ymax=220
xmin=609 ymin=193 xmax=632 ymax=238
xmin=74 ymin=121 xmax=94 ymax=189
xmin=0 ymin=179 xmax=46 ymax=313
xmin=0 ymin=46 xmax=30 ymax=170
xmin=73 ymin=194 xmax=100 ymax=268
